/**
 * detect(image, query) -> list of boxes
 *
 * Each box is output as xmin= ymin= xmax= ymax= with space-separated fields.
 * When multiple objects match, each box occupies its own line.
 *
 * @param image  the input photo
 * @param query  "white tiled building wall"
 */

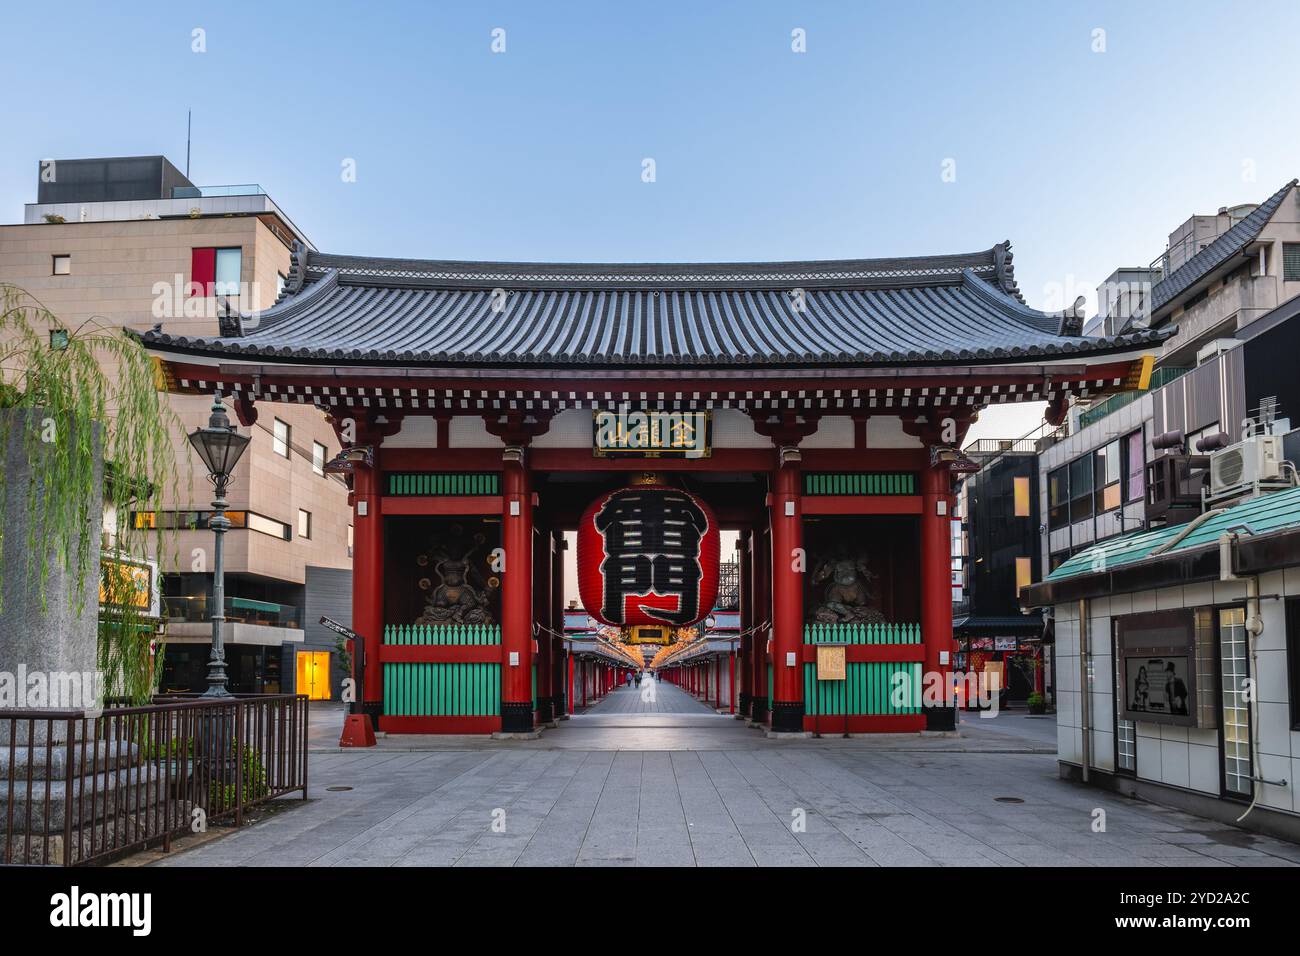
xmin=1054 ymin=568 xmax=1300 ymax=817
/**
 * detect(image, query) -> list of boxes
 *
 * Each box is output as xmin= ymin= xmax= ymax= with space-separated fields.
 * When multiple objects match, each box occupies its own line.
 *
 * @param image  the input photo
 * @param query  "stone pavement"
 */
xmin=157 ymin=684 xmax=1300 ymax=867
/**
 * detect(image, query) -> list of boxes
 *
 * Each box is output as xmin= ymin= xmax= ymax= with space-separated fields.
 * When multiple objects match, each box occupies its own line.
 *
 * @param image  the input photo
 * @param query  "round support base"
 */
xmin=501 ymin=701 xmax=535 ymax=734
xmin=771 ymin=700 xmax=805 ymax=734
xmin=924 ymin=704 xmax=957 ymax=732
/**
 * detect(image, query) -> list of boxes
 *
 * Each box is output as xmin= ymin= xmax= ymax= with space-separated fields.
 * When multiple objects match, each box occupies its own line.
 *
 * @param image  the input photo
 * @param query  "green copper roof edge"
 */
xmin=1046 ymin=486 xmax=1300 ymax=583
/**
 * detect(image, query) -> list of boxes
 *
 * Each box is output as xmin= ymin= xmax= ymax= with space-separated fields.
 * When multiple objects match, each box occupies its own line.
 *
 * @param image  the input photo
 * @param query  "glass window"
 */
xmin=298 ymin=509 xmax=312 ymax=540
xmin=247 ymin=512 xmax=291 ymax=540
xmin=1013 ymin=476 xmax=1031 ymax=517
xmin=1285 ymin=243 xmax=1300 ymax=282
xmin=1095 ymin=440 xmax=1122 ymax=513
xmin=273 ymin=418 xmax=290 ymax=458
xmin=214 ymin=247 xmax=242 ymax=298
xmin=312 ymin=441 xmax=327 ymax=476
xmin=1069 ymin=455 xmax=1093 ymax=523
xmin=1218 ymin=607 xmax=1252 ymax=797
xmin=1014 ymin=557 xmax=1032 ymax=594
xmin=1114 ymin=622 xmax=1135 ymax=773
xmin=1048 ymin=467 xmax=1068 ymax=529
xmin=1125 ymin=430 xmax=1145 ymax=503
xmin=52 ymin=254 xmax=71 ymax=275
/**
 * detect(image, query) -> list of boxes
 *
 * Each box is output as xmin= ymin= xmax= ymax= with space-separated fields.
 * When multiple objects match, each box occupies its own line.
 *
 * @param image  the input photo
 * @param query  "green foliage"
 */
xmin=0 ymin=282 xmax=182 ymax=703
xmin=209 ymin=745 xmax=270 ymax=808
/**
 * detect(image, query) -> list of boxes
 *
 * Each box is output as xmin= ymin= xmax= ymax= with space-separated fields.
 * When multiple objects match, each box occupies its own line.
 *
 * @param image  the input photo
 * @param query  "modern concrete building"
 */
xmin=0 ymin=156 xmax=352 ymax=698
xmin=1023 ymin=475 xmax=1300 ymax=843
xmin=954 ymin=439 xmax=1048 ymax=706
xmin=1036 ymin=179 xmax=1300 ymax=575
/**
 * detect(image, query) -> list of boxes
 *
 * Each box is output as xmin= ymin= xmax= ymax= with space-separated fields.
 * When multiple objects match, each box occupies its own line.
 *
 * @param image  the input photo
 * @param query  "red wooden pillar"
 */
xmin=567 ymin=644 xmax=575 ymax=713
xmin=352 ymin=454 xmax=384 ymax=717
xmin=738 ymin=530 xmax=753 ymax=718
xmin=501 ymin=456 xmax=534 ymax=732
xmin=750 ymin=527 xmax=770 ymax=724
xmin=534 ymin=525 xmax=554 ymax=724
xmin=581 ymin=660 xmax=587 ymax=707
xmin=770 ymin=460 xmax=805 ymax=732
xmin=921 ymin=461 xmax=957 ymax=731
xmin=729 ymin=650 xmax=736 ymax=713
xmin=551 ymin=531 xmax=566 ymax=716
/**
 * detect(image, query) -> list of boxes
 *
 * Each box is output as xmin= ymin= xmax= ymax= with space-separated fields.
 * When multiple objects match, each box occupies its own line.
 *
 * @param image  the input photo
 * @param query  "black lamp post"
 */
xmin=187 ymin=393 xmax=251 ymax=697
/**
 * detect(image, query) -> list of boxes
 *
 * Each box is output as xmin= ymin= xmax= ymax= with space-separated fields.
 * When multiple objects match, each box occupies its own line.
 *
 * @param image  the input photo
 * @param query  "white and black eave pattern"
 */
xmin=175 ymin=378 xmax=1125 ymax=412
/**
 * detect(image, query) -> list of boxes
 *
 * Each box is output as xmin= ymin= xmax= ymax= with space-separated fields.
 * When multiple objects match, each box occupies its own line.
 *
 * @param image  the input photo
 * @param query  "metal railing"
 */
xmin=1077 ymin=365 xmax=1192 ymax=430
xmin=171 ymin=184 xmax=268 ymax=199
xmin=1 ymin=694 xmax=308 ymax=866
xmin=163 ymin=595 xmax=303 ymax=629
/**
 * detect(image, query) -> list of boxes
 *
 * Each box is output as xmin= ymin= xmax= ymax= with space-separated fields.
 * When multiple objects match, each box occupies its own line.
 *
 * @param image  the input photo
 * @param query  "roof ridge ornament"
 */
xmin=992 ymin=240 xmax=1024 ymax=302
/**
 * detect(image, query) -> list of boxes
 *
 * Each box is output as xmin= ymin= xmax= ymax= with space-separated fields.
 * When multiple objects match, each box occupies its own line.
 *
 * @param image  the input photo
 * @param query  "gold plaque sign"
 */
xmin=593 ymin=409 xmax=711 ymax=459
xmin=816 ymin=645 xmax=846 ymax=681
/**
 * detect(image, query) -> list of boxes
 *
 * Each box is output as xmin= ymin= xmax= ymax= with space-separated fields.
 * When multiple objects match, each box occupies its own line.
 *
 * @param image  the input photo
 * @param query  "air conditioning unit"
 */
xmin=1196 ymin=338 xmax=1243 ymax=366
xmin=1209 ymin=435 xmax=1284 ymax=497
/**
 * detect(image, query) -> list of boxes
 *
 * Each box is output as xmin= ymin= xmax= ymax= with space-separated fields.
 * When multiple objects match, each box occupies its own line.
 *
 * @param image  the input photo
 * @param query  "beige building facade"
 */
xmin=0 ymin=157 xmax=351 ymax=697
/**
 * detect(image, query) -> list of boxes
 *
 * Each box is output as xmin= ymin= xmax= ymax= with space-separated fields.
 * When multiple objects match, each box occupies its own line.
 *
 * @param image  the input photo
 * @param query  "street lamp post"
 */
xmin=187 ymin=393 xmax=251 ymax=698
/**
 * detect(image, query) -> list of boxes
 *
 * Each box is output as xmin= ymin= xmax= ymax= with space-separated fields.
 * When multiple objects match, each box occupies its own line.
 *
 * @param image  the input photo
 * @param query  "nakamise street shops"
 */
xmin=143 ymin=243 xmax=1166 ymax=737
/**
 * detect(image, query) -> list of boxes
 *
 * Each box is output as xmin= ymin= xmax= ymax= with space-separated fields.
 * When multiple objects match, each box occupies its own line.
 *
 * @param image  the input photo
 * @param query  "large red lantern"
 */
xmin=577 ymin=484 xmax=720 ymax=628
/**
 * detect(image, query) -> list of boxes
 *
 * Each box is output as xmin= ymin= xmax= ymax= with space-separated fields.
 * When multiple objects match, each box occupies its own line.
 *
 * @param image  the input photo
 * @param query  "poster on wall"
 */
xmin=1123 ymin=656 xmax=1191 ymax=717
xmin=1117 ymin=608 xmax=1211 ymax=728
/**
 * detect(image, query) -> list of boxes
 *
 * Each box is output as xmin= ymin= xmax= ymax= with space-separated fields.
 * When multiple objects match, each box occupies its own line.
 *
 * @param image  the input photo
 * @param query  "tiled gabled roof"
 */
xmin=141 ymin=243 xmax=1169 ymax=369
xmin=1150 ymin=179 xmax=1297 ymax=314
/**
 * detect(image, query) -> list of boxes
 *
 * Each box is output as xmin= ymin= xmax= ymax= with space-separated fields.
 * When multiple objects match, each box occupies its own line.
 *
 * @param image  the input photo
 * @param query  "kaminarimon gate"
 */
xmin=142 ymin=243 xmax=1165 ymax=738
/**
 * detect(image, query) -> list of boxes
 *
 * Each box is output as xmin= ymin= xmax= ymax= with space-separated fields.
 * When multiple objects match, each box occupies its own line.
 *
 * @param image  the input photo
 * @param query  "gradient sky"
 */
xmin=3 ymin=0 xmax=1298 ymax=442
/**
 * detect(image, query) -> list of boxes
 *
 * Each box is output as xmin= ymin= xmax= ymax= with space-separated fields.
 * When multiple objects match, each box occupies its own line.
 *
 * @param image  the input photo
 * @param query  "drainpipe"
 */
xmin=1078 ymin=598 xmax=1090 ymax=783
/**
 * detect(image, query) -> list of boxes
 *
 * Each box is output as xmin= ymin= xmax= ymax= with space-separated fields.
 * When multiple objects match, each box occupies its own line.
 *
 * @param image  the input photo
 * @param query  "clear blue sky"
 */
xmin=3 ymin=0 xmax=1298 ymax=440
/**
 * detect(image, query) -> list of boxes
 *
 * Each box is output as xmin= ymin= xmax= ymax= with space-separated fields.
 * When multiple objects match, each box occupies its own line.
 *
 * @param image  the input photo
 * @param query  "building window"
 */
xmin=1287 ymin=599 xmax=1300 ymax=730
xmin=298 ymin=509 xmax=312 ymax=540
xmin=1284 ymin=243 xmax=1300 ymax=282
xmin=1124 ymin=430 xmax=1145 ymax=503
xmin=132 ymin=509 xmax=291 ymax=540
xmin=273 ymin=418 xmax=290 ymax=458
xmin=1047 ymin=466 xmax=1068 ymax=529
xmin=347 ymin=524 xmax=354 ymax=557
xmin=52 ymin=254 xmax=71 ymax=275
xmin=312 ymin=441 xmax=327 ymax=476
xmin=1094 ymin=440 xmax=1122 ymax=513
xmin=1218 ymin=606 xmax=1253 ymax=797
xmin=1069 ymin=455 xmax=1093 ymax=523
xmin=190 ymin=247 xmax=243 ymax=299
xmin=1114 ymin=622 xmax=1136 ymax=773
xmin=1013 ymin=476 xmax=1031 ymax=517
xmin=1014 ymin=557 xmax=1032 ymax=595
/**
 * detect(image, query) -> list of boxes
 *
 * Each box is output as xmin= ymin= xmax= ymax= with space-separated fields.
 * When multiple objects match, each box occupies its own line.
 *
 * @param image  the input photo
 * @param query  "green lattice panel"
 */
xmin=804 ymin=622 xmax=920 ymax=644
xmin=383 ymin=662 xmax=501 ymax=716
xmin=385 ymin=472 xmax=501 ymax=496
xmin=802 ymin=472 xmax=917 ymax=496
xmin=803 ymin=662 xmax=922 ymax=716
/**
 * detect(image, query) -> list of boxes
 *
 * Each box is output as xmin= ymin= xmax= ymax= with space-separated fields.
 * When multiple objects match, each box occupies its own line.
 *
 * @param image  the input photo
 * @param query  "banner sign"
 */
xmin=593 ymin=409 xmax=711 ymax=458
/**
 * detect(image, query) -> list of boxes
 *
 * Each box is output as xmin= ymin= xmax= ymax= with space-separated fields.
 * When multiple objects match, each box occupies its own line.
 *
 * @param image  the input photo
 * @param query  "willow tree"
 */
xmin=0 ymin=282 xmax=180 ymax=703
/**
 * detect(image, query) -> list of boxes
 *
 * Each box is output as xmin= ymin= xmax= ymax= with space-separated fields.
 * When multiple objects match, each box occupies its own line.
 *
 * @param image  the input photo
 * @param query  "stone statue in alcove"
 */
xmin=810 ymin=556 xmax=886 ymax=625
xmin=414 ymin=526 xmax=496 ymax=626
xmin=416 ymin=557 xmax=493 ymax=625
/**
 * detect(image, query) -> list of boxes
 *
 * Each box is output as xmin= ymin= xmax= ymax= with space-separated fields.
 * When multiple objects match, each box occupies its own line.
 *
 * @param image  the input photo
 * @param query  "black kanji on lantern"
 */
xmin=593 ymin=488 xmax=709 ymax=625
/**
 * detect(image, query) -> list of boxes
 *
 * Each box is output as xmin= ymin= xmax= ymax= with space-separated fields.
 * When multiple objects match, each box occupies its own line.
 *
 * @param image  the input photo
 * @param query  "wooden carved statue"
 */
xmin=810 ymin=556 xmax=885 ymax=625
xmin=414 ymin=526 xmax=496 ymax=625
